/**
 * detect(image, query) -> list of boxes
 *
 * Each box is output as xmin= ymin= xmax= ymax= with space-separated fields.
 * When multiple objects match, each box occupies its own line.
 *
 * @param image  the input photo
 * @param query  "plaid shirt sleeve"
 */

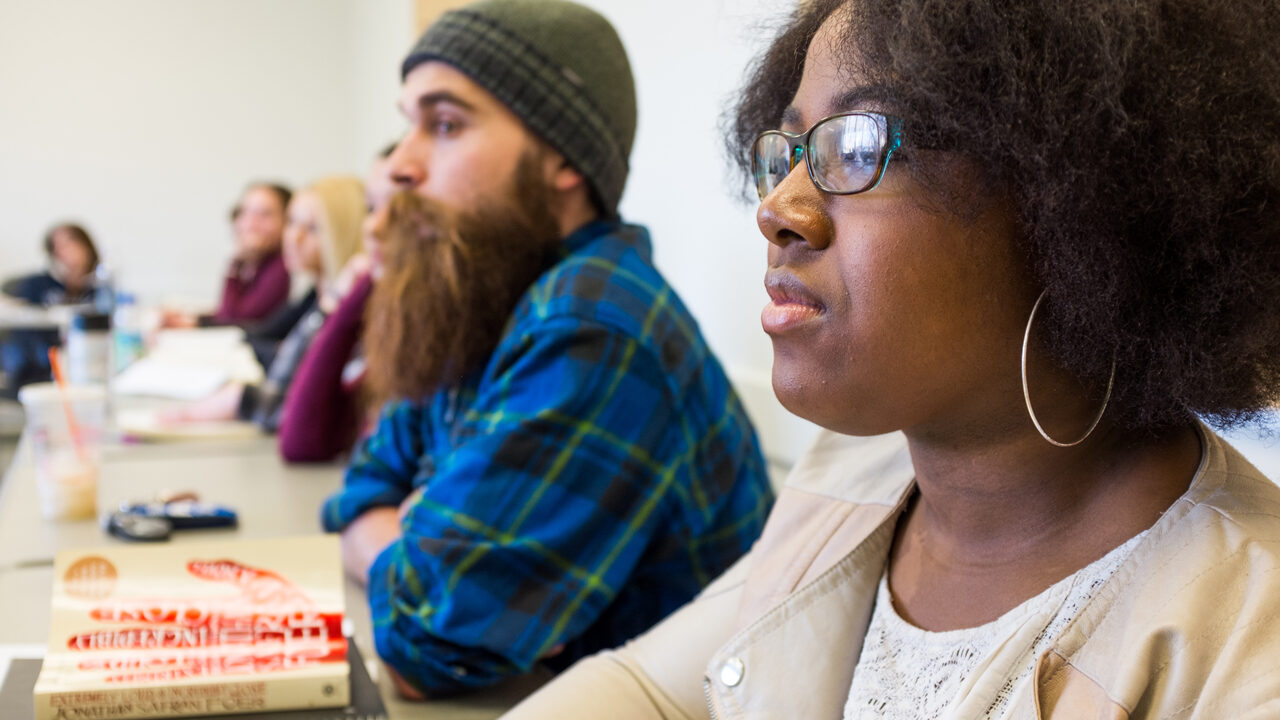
xmin=320 ymin=400 xmax=427 ymax=531
xmin=366 ymin=315 xmax=696 ymax=695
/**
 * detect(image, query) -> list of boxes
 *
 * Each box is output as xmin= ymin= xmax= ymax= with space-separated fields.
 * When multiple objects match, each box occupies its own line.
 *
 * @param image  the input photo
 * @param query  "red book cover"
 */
xmin=34 ymin=535 xmax=349 ymax=720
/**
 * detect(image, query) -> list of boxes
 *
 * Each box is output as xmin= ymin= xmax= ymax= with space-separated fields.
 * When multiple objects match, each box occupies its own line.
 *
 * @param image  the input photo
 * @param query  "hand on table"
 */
xmin=387 ymin=664 xmax=429 ymax=701
xmin=337 ymin=488 xmax=419 ymax=584
xmin=340 ymin=507 xmax=401 ymax=586
xmin=158 ymin=383 xmax=244 ymax=424
xmin=159 ymin=308 xmax=198 ymax=329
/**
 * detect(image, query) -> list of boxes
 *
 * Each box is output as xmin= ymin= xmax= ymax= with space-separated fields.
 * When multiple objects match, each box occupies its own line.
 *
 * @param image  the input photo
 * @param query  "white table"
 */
xmin=0 ymin=298 xmax=63 ymax=330
xmin=0 ymin=433 xmax=547 ymax=718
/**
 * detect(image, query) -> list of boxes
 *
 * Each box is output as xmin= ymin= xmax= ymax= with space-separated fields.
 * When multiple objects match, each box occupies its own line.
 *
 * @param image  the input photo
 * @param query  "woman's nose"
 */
xmin=756 ymin=165 xmax=833 ymax=252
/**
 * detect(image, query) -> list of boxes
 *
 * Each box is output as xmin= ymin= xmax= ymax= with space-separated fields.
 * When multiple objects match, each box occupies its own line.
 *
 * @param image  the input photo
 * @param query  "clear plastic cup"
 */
xmin=17 ymin=382 xmax=106 ymax=521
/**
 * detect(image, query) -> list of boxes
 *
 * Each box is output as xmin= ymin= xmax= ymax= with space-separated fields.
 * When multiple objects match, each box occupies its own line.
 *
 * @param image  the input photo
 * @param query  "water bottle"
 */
xmin=66 ymin=310 xmax=112 ymax=386
xmin=113 ymin=292 xmax=144 ymax=373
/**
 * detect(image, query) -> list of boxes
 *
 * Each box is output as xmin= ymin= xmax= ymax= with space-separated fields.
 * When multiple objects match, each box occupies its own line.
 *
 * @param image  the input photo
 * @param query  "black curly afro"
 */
xmin=731 ymin=0 xmax=1280 ymax=432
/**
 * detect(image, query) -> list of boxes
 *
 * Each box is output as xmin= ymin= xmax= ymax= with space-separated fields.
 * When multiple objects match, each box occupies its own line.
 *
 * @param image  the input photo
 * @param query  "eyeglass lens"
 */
xmin=753 ymin=114 xmax=888 ymax=200
xmin=753 ymin=133 xmax=793 ymax=201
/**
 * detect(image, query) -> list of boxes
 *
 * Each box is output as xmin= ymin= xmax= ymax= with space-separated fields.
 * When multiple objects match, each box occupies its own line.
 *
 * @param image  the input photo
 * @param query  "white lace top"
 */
xmin=843 ymin=531 xmax=1146 ymax=719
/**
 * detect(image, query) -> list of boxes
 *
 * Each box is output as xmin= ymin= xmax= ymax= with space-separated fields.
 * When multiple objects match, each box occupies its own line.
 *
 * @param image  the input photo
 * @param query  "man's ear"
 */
xmin=537 ymin=146 xmax=599 ymax=229
xmin=553 ymin=165 xmax=586 ymax=193
xmin=542 ymin=151 xmax=585 ymax=193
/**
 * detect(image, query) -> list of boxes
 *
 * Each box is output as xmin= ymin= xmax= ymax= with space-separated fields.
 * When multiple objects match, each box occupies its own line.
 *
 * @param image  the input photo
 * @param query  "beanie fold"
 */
xmin=403 ymin=8 xmax=630 ymax=215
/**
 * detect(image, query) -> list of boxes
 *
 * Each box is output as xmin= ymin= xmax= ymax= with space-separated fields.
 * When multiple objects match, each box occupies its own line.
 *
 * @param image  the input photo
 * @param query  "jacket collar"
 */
xmin=706 ymin=431 xmax=914 ymax=718
xmin=704 ymin=424 xmax=1250 ymax=719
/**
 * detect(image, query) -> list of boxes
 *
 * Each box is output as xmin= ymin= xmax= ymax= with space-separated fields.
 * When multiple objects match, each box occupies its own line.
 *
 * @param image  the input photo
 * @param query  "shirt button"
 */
xmin=719 ymin=657 xmax=744 ymax=687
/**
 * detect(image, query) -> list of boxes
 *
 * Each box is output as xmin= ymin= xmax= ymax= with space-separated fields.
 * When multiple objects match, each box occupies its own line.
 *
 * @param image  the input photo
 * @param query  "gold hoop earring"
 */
xmin=1020 ymin=290 xmax=1116 ymax=447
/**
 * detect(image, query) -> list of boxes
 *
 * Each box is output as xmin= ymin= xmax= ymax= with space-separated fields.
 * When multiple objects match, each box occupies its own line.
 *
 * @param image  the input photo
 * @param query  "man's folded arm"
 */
xmin=367 ymin=320 xmax=686 ymax=695
xmin=321 ymin=401 xmax=427 ymax=580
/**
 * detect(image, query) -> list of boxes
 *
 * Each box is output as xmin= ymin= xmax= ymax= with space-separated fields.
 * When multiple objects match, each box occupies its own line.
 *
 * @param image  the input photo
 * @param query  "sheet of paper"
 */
xmin=115 ymin=408 xmax=261 ymax=442
xmin=113 ymin=327 xmax=264 ymax=399
xmin=113 ymin=359 xmax=230 ymax=400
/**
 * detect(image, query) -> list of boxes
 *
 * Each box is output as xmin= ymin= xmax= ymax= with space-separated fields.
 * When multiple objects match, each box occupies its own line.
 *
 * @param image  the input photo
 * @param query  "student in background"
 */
xmin=277 ymin=149 xmax=398 ymax=463
xmin=1 ymin=223 xmax=101 ymax=395
xmin=162 ymin=176 xmax=366 ymax=448
xmin=5 ymin=223 xmax=100 ymax=306
xmin=212 ymin=182 xmax=293 ymax=325
xmin=163 ymin=182 xmax=293 ymax=328
xmin=246 ymin=176 xmax=366 ymax=368
xmin=321 ymin=0 xmax=771 ymax=698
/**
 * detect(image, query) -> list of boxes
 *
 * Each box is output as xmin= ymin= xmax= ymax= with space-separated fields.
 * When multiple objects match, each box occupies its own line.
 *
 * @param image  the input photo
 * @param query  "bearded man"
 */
xmin=320 ymin=0 xmax=773 ymax=698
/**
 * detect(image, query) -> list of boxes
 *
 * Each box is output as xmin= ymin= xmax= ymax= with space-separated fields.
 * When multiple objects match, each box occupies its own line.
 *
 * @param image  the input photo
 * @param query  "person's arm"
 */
xmin=501 ymin=552 xmax=754 ymax=720
xmin=212 ymin=253 xmax=291 ymax=324
xmin=158 ymin=383 xmax=246 ymax=424
xmin=3 ymin=273 xmax=55 ymax=305
xmin=368 ymin=318 xmax=685 ymax=697
xmin=207 ymin=260 xmax=246 ymax=326
xmin=245 ymin=289 xmax=317 ymax=367
xmin=340 ymin=507 xmax=400 ymax=586
xmin=250 ymin=289 xmax=315 ymax=342
xmin=277 ymin=275 xmax=372 ymax=463
xmin=320 ymin=399 xmax=426 ymax=581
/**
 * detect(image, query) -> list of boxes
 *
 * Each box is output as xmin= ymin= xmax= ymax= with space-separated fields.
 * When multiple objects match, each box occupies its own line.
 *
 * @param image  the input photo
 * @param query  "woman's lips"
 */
xmin=762 ymin=271 xmax=825 ymax=333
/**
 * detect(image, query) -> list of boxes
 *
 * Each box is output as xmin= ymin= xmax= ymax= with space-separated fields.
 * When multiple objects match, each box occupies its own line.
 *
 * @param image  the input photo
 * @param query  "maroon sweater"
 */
xmin=212 ymin=251 xmax=290 ymax=325
xmin=277 ymin=273 xmax=372 ymax=463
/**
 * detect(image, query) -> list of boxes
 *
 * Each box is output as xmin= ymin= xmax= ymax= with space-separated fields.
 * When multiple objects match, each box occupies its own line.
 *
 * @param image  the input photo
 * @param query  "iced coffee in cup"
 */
xmin=17 ymin=383 xmax=106 ymax=521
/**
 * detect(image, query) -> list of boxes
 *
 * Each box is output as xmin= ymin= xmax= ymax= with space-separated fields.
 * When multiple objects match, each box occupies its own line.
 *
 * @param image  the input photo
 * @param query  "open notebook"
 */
xmin=114 ymin=409 xmax=261 ymax=443
xmin=114 ymin=328 xmax=264 ymax=401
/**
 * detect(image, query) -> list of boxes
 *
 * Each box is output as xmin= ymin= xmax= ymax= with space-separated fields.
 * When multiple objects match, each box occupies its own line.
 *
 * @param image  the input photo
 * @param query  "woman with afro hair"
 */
xmin=503 ymin=0 xmax=1280 ymax=717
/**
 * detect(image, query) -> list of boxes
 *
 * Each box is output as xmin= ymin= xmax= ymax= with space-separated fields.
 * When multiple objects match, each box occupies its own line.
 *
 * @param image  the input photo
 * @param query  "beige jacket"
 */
xmin=504 ymin=426 xmax=1280 ymax=719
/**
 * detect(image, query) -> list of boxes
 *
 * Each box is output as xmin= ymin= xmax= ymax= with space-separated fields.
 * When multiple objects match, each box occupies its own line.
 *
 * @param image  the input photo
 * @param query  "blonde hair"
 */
xmin=295 ymin=176 xmax=367 ymax=284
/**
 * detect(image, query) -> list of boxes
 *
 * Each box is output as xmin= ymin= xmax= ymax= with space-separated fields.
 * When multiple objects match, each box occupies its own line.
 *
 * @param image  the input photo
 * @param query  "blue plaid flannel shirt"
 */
xmin=321 ymin=220 xmax=773 ymax=695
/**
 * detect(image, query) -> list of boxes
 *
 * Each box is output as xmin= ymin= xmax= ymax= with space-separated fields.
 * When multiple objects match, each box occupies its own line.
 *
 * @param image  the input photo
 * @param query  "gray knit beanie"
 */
xmin=402 ymin=0 xmax=636 ymax=216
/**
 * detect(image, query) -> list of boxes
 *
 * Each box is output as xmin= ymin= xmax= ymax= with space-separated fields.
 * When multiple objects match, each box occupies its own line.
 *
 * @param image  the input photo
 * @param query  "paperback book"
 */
xmin=33 ymin=535 xmax=349 ymax=720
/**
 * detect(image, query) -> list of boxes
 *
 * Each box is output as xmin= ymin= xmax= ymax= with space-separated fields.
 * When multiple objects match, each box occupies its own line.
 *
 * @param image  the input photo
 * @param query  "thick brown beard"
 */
xmin=363 ymin=152 xmax=563 ymax=404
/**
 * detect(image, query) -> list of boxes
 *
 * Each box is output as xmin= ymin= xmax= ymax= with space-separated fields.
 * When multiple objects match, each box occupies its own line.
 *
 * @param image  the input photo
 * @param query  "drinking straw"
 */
xmin=47 ymin=347 xmax=89 ymax=465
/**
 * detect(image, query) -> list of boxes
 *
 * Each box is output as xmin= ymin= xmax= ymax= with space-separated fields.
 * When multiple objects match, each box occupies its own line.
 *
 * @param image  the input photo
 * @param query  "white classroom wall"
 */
xmin=584 ymin=0 xmax=821 ymax=462
xmin=0 ymin=0 xmax=818 ymax=461
xmin=0 ymin=0 xmax=413 ymax=306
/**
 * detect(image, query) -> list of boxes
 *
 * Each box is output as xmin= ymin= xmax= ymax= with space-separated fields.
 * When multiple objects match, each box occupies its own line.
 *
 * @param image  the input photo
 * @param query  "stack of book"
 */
xmin=26 ymin=535 xmax=384 ymax=720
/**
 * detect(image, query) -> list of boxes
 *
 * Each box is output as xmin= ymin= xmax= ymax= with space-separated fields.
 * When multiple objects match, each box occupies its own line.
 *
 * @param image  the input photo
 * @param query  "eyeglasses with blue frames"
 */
xmin=751 ymin=112 xmax=904 ymax=202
